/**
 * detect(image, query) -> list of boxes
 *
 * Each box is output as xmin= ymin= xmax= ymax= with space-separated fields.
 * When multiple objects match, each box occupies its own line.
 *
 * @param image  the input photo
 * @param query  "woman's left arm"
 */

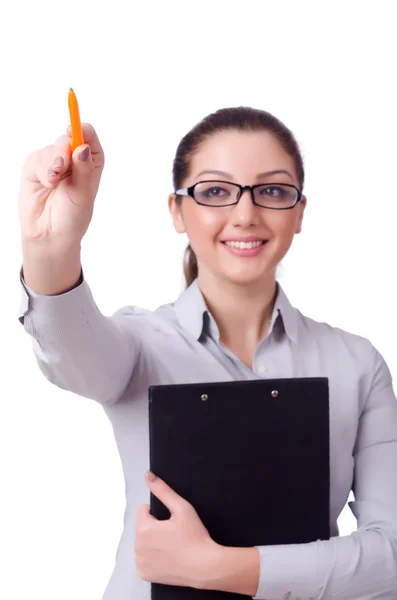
xmin=136 ymin=347 xmax=397 ymax=599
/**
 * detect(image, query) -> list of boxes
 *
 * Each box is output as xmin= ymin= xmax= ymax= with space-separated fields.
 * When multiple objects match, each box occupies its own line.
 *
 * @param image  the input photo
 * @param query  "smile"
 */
xmin=223 ymin=240 xmax=265 ymax=249
xmin=221 ymin=240 xmax=268 ymax=257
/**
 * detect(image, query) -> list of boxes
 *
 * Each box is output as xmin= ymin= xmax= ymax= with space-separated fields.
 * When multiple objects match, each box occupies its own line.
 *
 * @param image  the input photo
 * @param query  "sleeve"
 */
xmin=252 ymin=346 xmax=397 ymax=600
xmin=18 ymin=270 xmax=142 ymax=406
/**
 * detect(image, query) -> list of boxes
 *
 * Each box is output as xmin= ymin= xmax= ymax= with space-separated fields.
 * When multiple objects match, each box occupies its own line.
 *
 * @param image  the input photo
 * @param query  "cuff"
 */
xmin=18 ymin=267 xmax=88 ymax=325
xmin=253 ymin=542 xmax=323 ymax=600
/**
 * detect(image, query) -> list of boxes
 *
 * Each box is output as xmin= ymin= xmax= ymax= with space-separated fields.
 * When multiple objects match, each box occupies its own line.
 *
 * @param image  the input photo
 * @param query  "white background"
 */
xmin=1 ymin=1 xmax=396 ymax=599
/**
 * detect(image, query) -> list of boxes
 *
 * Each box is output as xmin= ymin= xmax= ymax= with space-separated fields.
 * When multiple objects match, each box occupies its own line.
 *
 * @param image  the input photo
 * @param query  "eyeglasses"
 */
xmin=175 ymin=180 xmax=302 ymax=209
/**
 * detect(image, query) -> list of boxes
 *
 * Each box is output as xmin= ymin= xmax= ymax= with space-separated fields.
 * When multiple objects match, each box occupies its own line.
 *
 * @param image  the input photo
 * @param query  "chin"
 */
xmin=198 ymin=253 xmax=279 ymax=288
xmin=218 ymin=269 xmax=273 ymax=287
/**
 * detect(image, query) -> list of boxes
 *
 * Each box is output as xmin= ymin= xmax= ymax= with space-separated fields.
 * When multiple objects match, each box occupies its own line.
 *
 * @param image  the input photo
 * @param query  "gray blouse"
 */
xmin=18 ymin=276 xmax=397 ymax=600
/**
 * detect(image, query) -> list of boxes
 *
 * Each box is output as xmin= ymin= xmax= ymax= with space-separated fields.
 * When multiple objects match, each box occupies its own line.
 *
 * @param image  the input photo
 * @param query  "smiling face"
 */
xmin=169 ymin=128 xmax=307 ymax=289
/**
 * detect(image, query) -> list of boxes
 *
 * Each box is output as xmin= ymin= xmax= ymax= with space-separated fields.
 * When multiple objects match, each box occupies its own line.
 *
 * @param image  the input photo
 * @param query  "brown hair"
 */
xmin=172 ymin=106 xmax=305 ymax=287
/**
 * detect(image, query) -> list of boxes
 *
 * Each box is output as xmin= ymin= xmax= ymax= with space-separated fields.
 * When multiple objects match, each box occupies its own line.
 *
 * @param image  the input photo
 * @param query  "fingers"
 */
xmin=21 ymin=123 xmax=104 ymax=201
xmin=67 ymin=122 xmax=105 ymax=165
xmin=22 ymin=136 xmax=71 ymax=190
xmin=69 ymin=143 xmax=94 ymax=196
xmin=22 ymin=146 xmax=59 ymax=190
xmin=145 ymin=473 xmax=190 ymax=516
xmin=50 ymin=134 xmax=72 ymax=178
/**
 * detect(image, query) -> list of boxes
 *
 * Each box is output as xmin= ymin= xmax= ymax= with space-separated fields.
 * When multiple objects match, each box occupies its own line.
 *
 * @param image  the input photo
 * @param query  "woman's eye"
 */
xmin=262 ymin=186 xmax=282 ymax=196
xmin=265 ymin=187 xmax=282 ymax=196
xmin=206 ymin=187 xmax=227 ymax=196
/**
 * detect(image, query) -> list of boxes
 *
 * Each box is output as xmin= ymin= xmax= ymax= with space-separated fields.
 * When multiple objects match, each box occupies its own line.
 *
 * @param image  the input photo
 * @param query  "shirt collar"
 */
xmin=174 ymin=279 xmax=299 ymax=344
xmin=174 ymin=279 xmax=208 ymax=341
xmin=273 ymin=282 xmax=299 ymax=344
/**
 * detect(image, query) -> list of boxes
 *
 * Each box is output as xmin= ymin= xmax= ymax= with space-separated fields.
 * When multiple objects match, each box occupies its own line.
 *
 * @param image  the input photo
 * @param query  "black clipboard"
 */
xmin=149 ymin=378 xmax=330 ymax=599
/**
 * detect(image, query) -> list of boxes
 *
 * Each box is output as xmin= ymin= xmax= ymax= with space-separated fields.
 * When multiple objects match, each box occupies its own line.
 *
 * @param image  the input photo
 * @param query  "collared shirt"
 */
xmin=18 ymin=276 xmax=397 ymax=600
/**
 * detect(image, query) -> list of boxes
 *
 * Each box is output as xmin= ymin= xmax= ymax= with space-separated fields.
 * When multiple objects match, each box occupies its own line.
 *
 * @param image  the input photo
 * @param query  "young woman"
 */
xmin=18 ymin=107 xmax=397 ymax=599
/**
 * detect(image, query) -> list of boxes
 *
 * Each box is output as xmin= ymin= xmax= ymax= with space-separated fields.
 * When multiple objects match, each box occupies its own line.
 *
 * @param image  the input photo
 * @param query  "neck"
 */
xmin=197 ymin=271 xmax=278 ymax=348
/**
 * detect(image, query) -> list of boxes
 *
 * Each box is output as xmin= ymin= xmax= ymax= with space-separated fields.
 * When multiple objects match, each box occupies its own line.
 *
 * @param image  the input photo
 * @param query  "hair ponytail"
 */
xmin=183 ymin=244 xmax=198 ymax=287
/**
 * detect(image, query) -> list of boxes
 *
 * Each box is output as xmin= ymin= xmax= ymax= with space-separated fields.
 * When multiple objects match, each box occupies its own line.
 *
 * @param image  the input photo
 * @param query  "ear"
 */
xmin=295 ymin=195 xmax=307 ymax=234
xmin=168 ymin=193 xmax=186 ymax=234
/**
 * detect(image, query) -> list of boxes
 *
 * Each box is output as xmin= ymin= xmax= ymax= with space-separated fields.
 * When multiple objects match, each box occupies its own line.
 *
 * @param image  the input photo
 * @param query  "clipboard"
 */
xmin=149 ymin=378 xmax=330 ymax=599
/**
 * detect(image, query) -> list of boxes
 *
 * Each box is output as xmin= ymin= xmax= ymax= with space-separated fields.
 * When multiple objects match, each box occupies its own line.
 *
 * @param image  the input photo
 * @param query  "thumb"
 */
xmin=145 ymin=471 xmax=189 ymax=515
xmin=70 ymin=144 xmax=94 ymax=192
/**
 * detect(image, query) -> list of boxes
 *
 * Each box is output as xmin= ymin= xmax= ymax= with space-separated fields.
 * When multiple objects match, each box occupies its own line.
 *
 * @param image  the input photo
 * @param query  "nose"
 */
xmin=230 ymin=188 xmax=261 ymax=226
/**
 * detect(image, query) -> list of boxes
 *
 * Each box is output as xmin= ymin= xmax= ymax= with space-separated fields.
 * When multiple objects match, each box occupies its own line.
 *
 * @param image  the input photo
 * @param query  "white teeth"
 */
xmin=225 ymin=241 xmax=263 ymax=249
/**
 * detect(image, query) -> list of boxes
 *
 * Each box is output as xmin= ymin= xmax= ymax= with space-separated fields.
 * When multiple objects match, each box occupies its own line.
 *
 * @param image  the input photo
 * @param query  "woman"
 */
xmin=18 ymin=107 xmax=397 ymax=599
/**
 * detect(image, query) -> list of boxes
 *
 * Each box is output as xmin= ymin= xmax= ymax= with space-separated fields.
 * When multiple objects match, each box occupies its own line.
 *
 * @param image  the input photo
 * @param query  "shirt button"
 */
xmin=257 ymin=365 xmax=267 ymax=375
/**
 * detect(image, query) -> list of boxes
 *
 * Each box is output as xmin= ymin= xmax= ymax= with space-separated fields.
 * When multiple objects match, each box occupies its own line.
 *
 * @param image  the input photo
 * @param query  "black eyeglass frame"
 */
xmin=175 ymin=180 xmax=303 ymax=210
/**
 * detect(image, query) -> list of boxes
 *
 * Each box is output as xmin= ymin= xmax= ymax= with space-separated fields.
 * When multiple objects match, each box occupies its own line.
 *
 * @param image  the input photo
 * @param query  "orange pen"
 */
xmin=68 ymin=88 xmax=84 ymax=152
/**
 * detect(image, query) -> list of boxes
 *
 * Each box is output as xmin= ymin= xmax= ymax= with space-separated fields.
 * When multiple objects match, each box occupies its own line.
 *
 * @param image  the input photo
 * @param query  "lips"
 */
xmin=220 ymin=237 xmax=267 ymax=243
xmin=221 ymin=240 xmax=266 ymax=245
xmin=221 ymin=240 xmax=268 ymax=257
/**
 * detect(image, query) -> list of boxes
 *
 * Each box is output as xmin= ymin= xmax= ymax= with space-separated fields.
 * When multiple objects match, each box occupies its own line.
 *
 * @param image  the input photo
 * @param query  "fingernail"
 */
xmin=53 ymin=156 xmax=64 ymax=168
xmin=48 ymin=168 xmax=58 ymax=177
xmin=146 ymin=471 xmax=158 ymax=482
xmin=79 ymin=147 xmax=90 ymax=162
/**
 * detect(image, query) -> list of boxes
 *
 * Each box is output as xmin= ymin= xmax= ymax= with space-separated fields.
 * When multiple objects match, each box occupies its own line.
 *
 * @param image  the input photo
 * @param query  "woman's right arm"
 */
xmin=18 ymin=124 xmax=139 ymax=405
xmin=19 ymin=269 xmax=140 ymax=405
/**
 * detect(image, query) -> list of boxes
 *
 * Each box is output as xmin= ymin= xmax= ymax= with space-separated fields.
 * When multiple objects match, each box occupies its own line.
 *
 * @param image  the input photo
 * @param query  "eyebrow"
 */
xmin=195 ymin=169 xmax=294 ymax=181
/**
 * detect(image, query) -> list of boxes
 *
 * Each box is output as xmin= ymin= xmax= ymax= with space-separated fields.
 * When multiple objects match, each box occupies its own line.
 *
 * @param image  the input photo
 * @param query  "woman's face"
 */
xmin=169 ymin=129 xmax=307 ymax=287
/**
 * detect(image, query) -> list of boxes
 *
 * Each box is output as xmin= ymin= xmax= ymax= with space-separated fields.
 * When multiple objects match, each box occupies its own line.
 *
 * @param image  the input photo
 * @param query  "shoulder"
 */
xmin=278 ymin=283 xmax=376 ymax=365
xmin=296 ymin=308 xmax=379 ymax=366
xmin=296 ymin=310 xmax=394 ymax=407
